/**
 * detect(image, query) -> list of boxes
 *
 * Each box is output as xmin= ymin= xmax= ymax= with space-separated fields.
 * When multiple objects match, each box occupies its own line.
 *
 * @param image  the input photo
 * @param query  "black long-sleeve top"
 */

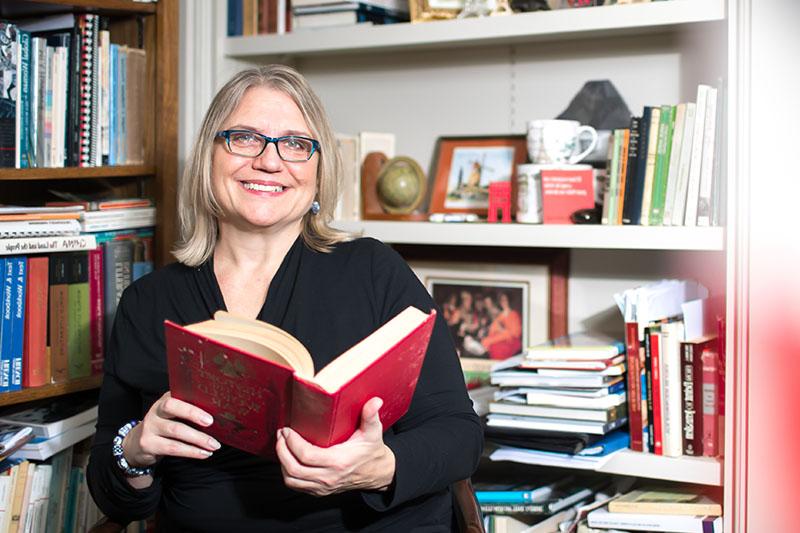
xmin=86 ymin=237 xmax=483 ymax=532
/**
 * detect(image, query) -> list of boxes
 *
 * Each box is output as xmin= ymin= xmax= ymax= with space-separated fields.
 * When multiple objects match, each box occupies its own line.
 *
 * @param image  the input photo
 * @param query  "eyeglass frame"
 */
xmin=215 ymin=129 xmax=321 ymax=162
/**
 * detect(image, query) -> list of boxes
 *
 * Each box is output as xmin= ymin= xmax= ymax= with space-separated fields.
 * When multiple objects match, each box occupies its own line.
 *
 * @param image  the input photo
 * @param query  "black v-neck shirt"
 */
xmin=87 ymin=237 xmax=483 ymax=532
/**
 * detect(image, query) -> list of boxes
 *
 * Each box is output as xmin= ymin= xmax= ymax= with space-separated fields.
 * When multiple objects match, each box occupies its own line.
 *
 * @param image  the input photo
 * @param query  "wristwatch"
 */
xmin=112 ymin=420 xmax=154 ymax=477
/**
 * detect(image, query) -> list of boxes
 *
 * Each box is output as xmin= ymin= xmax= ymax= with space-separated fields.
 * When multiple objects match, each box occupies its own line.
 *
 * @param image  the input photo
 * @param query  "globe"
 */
xmin=376 ymin=157 xmax=427 ymax=214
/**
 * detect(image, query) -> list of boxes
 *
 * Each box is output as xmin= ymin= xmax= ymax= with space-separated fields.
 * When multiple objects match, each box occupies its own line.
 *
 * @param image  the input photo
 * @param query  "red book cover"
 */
xmin=540 ymin=168 xmax=595 ymax=224
xmin=701 ymin=347 xmax=719 ymax=457
xmin=88 ymin=248 xmax=104 ymax=375
xmin=22 ymin=257 xmax=49 ymax=388
xmin=681 ymin=336 xmax=716 ymax=456
xmin=650 ymin=330 xmax=663 ymax=455
xmin=166 ymin=307 xmax=436 ymax=458
xmin=624 ymin=322 xmax=643 ymax=452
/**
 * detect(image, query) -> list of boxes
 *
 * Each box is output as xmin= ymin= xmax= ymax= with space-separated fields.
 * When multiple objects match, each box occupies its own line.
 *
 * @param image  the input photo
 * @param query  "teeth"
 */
xmin=243 ymin=182 xmax=284 ymax=193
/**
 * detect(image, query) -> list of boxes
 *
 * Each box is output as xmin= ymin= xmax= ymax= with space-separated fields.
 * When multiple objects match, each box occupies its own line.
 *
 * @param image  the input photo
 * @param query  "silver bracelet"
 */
xmin=112 ymin=420 xmax=154 ymax=478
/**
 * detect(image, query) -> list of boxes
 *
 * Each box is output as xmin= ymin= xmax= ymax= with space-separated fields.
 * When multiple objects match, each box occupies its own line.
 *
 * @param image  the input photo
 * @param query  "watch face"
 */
xmin=376 ymin=157 xmax=427 ymax=214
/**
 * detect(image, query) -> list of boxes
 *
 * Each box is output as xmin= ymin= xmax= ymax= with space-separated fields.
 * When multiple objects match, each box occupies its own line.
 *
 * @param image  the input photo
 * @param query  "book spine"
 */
xmin=102 ymin=240 xmax=133 ymax=343
xmin=0 ymin=258 xmax=13 ymax=391
xmin=649 ymin=104 xmax=675 ymax=226
xmin=615 ymin=129 xmax=630 ymax=225
xmin=10 ymin=256 xmax=26 ymax=390
xmin=624 ymin=321 xmax=643 ymax=452
xmin=0 ymin=23 xmax=19 ymax=168
xmin=681 ymin=341 xmax=701 ymax=455
xmin=701 ymin=347 xmax=719 ymax=457
xmin=684 ymin=85 xmax=710 ymax=226
xmin=23 ymin=256 xmax=49 ymax=388
xmin=651 ymin=330 xmax=663 ymax=455
xmin=639 ymin=106 xmax=661 ymax=226
xmin=643 ymin=326 xmax=654 ymax=452
xmin=620 ymin=116 xmax=642 ymax=225
xmin=18 ymin=29 xmax=31 ymax=169
xmin=1 ymin=235 xmax=97 ymax=256
xmin=67 ymin=252 xmax=91 ymax=379
xmin=49 ymin=254 xmax=70 ymax=383
xmin=662 ymin=103 xmax=687 ymax=225
xmin=479 ymin=503 xmax=548 ymax=514
xmin=88 ymin=249 xmax=104 ymax=375
xmin=696 ymin=87 xmax=718 ymax=227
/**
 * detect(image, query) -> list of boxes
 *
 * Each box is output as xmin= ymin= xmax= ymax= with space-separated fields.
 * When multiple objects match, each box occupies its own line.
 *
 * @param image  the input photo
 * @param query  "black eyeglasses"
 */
xmin=216 ymin=130 xmax=321 ymax=162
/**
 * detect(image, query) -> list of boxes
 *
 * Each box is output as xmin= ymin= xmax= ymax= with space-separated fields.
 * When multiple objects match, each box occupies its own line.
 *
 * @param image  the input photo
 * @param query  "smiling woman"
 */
xmin=86 ymin=64 xmax=483 ymax=533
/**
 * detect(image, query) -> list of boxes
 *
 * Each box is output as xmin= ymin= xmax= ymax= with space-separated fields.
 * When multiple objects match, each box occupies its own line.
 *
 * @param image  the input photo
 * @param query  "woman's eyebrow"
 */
xmin=227 ymin=125 xmax=312 ymax=137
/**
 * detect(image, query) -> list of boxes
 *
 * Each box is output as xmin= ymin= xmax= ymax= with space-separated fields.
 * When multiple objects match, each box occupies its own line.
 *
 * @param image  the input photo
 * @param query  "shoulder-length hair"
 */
xmin=173 ymin=64 xmax=351 ymax=267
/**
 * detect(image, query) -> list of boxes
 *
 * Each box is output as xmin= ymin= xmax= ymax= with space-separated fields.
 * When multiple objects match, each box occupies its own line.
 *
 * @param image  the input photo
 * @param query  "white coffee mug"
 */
xmin=516 ymin=163 xmax=558 ymax=224
xmin=527 ymin=119 xmax=599 ymax=165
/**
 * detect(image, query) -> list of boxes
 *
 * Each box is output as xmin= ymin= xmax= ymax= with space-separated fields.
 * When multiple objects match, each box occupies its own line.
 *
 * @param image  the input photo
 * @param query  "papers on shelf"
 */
xmin=490 ymin=430 xmax=629 ymax=471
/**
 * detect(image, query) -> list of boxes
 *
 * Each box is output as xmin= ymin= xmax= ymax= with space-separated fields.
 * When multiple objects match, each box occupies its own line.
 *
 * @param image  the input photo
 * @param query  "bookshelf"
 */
xmin=193 ymin=0 xmax=738 ymax=528
xmin=0 ymin=0 xmax=178 ymax=405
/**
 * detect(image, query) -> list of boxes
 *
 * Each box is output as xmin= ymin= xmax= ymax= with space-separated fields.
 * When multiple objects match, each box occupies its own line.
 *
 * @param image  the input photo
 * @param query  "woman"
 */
xmin=87 ymin=65 xmax=483 ymax=532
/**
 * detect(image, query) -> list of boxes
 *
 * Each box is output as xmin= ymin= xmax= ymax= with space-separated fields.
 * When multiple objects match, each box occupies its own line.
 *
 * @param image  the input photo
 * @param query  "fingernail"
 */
xmin=201 ymin=414 xmax=213 ymax=426
xmin=209 ymin=438 xmax=221 ymax=450
xmin=200 ymin=449 xmax=213 ymax=457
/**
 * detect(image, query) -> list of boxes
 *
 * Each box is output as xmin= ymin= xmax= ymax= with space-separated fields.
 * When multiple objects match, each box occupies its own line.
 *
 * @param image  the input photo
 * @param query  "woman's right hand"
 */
xmin=122 ymin=391 xmax=221 ymax=470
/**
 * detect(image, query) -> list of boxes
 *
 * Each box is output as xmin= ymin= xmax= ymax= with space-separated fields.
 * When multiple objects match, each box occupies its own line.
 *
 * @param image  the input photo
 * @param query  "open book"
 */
xmin=165 ymin=306 xmax=436 ymax=458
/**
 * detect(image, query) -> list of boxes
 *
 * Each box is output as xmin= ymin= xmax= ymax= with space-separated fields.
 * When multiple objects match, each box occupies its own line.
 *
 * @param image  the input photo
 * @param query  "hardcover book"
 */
xmin=166 ymin=306 xmax=436 ymax=458
xmin=609 ymin=487 xmax=722 ymax=516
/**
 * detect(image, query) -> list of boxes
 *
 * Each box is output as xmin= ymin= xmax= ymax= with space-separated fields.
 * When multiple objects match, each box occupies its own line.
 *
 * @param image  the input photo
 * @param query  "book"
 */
xmin=478 ymin=484 xmax=595 ymax=515
xmin=0 ymin=235 xmax=97 ymax=256
xmin=0 ymin=425 xmax=33 ymax=455
xmin=526 ymin=333 xmax=624 ymax=361
xmin=485 ymin=413 xmax=627 ymax=435
xmin=488 ymin=402 xmax=626 ymax=423
xmin=609 ymin=487 xmax=722 ymax=516
xmin=166 ymin=306 xmax=436 ymax=457
xmin=12 ymin=422 xmax=95 ymax=461
xmin=0 ymin=391 xmax=99 ymax=438
xmin=587 ymin=505 xmax=722 ymax=533
xmin=540 ymin=167 xmax=595 ymax=225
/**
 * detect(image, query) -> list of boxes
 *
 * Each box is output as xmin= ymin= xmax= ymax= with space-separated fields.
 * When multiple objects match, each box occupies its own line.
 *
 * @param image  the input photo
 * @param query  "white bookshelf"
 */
xmin=224 ymin=0 xmax=725 ymax=59
xmin=599 ymin=450 xmax=722 ymax=485
xmin=333 ymin=220 xmax=724 ymax=251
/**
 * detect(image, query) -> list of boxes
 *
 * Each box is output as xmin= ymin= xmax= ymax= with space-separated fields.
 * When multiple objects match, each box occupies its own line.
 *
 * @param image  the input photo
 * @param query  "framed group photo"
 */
xmin=428 ymin=135 xmax=528 ymax=216
xmin=409 ymin=259 xmax=566 ymax=387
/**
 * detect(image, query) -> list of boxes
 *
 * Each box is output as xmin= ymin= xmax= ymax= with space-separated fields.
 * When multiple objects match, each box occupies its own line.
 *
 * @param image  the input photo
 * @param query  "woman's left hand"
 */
xmin=276 ymin=397 xmax=396 ymax=497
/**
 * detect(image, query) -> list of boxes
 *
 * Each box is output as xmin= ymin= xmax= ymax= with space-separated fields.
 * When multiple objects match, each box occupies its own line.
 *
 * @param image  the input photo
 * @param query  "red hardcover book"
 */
xmin=624 ymin=321 xmax=643 ymax=452
xmin=22 ymin=257 xmax=49 ymax=388
xmin=166 ymin=306 xmax=436 ymax=458
xmin=540 ymin=167 xmax=595 ymax=224
xmin=681 ymin=335 xmax=716 ymax=456
xmin=88 ymin=248 xmax=104 ymax=375
xmin=650 ymin=330 xmax=664 ymax=455
xmin=701 ymin=347 xmax=719 ymax=457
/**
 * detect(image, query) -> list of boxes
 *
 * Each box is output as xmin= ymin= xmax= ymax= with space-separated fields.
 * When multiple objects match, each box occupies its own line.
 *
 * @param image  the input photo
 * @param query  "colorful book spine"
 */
xmin=0 ymin=258 xmax=13 ymax=391
xmin=701 ymin=347 xmax=720 ymax=457
xmin=66 ymin=252 xmax=91 ymax=379
xmin=17 ymin=29 xmax=32 ymax=169
xmin=624 ymin=321 xmax=643 ymax=452
xmin=88 ymin=248 xmax=104 ymax=375
xmin=0 ymin=23 xmax=19 ymax=168
xmin=23 ymin=256 xmax=50 ymax=388
xmin=9 ymin=256 xmax=26 ymax=390
xmin=49 ymin=254 xmax=70 ymax=383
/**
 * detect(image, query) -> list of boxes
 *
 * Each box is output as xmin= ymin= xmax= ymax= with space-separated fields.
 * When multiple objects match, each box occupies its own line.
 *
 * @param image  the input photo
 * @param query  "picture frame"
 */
xmin=409 ymin=0 xmax=465 ymax=22
xmin=409 ymin=258 xmax=567 ymax=386
xmin=428 ymin=135 xmax=528 ymax=216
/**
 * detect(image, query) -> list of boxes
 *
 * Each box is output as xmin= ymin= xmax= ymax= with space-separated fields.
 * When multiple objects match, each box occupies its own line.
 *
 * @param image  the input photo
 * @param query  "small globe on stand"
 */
xmin=376 ymin=157 xmax=427 ymax=214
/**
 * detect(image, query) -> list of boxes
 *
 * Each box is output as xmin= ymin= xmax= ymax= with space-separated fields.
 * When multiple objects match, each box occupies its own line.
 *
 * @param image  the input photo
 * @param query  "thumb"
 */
xmin=359 ymin=397 xmax=384 ymax=437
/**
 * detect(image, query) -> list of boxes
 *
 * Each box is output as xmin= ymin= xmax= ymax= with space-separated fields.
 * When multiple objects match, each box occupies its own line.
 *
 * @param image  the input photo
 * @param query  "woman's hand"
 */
xmin=122 ymin=391 xmax=221 ymax=471
xmin=276 ymin=397 xmax=396 ymax=497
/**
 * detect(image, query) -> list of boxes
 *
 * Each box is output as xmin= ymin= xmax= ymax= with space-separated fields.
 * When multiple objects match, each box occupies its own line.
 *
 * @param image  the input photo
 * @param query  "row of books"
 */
xmin=601 ymin=84 xmax=723 ymax=227
xmin=227 ymin=0 xmax=409 ymax=36
xmin=616 ymin=280 xmax=725 ymax=457
xmin=0 ymin=203 xmax=155 ymax=391
xmin=0 ymin=15 xmax=146 ymax=169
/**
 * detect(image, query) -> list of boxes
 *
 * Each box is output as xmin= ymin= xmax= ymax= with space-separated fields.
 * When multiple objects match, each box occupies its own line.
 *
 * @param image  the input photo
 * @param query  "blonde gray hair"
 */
xmin=173 ymin=64 xmax=350 ymax=266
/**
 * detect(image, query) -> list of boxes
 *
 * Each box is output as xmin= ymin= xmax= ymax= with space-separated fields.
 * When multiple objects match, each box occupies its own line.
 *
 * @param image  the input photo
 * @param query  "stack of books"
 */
xmin=586 ymin=486 xmax=723 ymax=532
xmin=291 ymin=0 xmax=409 ymax=29
xmin=487 ymin=333 xmax=628 ymax=443
xmin=474 ymin=475 xmax=606 ymax=533
xmin=0 ymin=391 xmax=98 ymax=461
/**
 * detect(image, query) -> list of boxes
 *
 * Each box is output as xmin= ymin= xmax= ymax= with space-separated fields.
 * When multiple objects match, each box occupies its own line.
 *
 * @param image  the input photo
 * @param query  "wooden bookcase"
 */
xmin=0 ymin=0 xmax=178 ymax=406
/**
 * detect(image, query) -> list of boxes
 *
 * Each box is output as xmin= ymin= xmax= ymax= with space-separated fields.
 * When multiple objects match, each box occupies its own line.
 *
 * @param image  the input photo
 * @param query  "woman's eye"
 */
xmin=232 ymin=133 xmax=259 ymax=144
xmin=283 ymin=138 xmax=303 ymax=150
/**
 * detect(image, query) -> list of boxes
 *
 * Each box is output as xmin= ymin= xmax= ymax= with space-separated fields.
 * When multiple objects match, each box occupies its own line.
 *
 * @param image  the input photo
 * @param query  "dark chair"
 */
xmin=90 ymin=479 xmax=485 ymax=533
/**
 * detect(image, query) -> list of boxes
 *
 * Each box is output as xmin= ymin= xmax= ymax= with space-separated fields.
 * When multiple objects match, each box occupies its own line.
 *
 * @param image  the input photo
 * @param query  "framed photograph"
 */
xmin=428 ymin=135 xmax=528 ymax=216
xmin=410 ymin=260 xmax=565 ymax=387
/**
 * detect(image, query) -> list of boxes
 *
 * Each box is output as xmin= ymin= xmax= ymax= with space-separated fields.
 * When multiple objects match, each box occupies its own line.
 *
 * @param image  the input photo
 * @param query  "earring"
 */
xmin=310 ymin=200 xmax=320 ymax=215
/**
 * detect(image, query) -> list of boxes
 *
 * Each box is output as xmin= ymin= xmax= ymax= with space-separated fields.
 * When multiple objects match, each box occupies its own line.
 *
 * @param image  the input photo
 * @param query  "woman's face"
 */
xmin=211 ymin=86 xmax=318 ymax=235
